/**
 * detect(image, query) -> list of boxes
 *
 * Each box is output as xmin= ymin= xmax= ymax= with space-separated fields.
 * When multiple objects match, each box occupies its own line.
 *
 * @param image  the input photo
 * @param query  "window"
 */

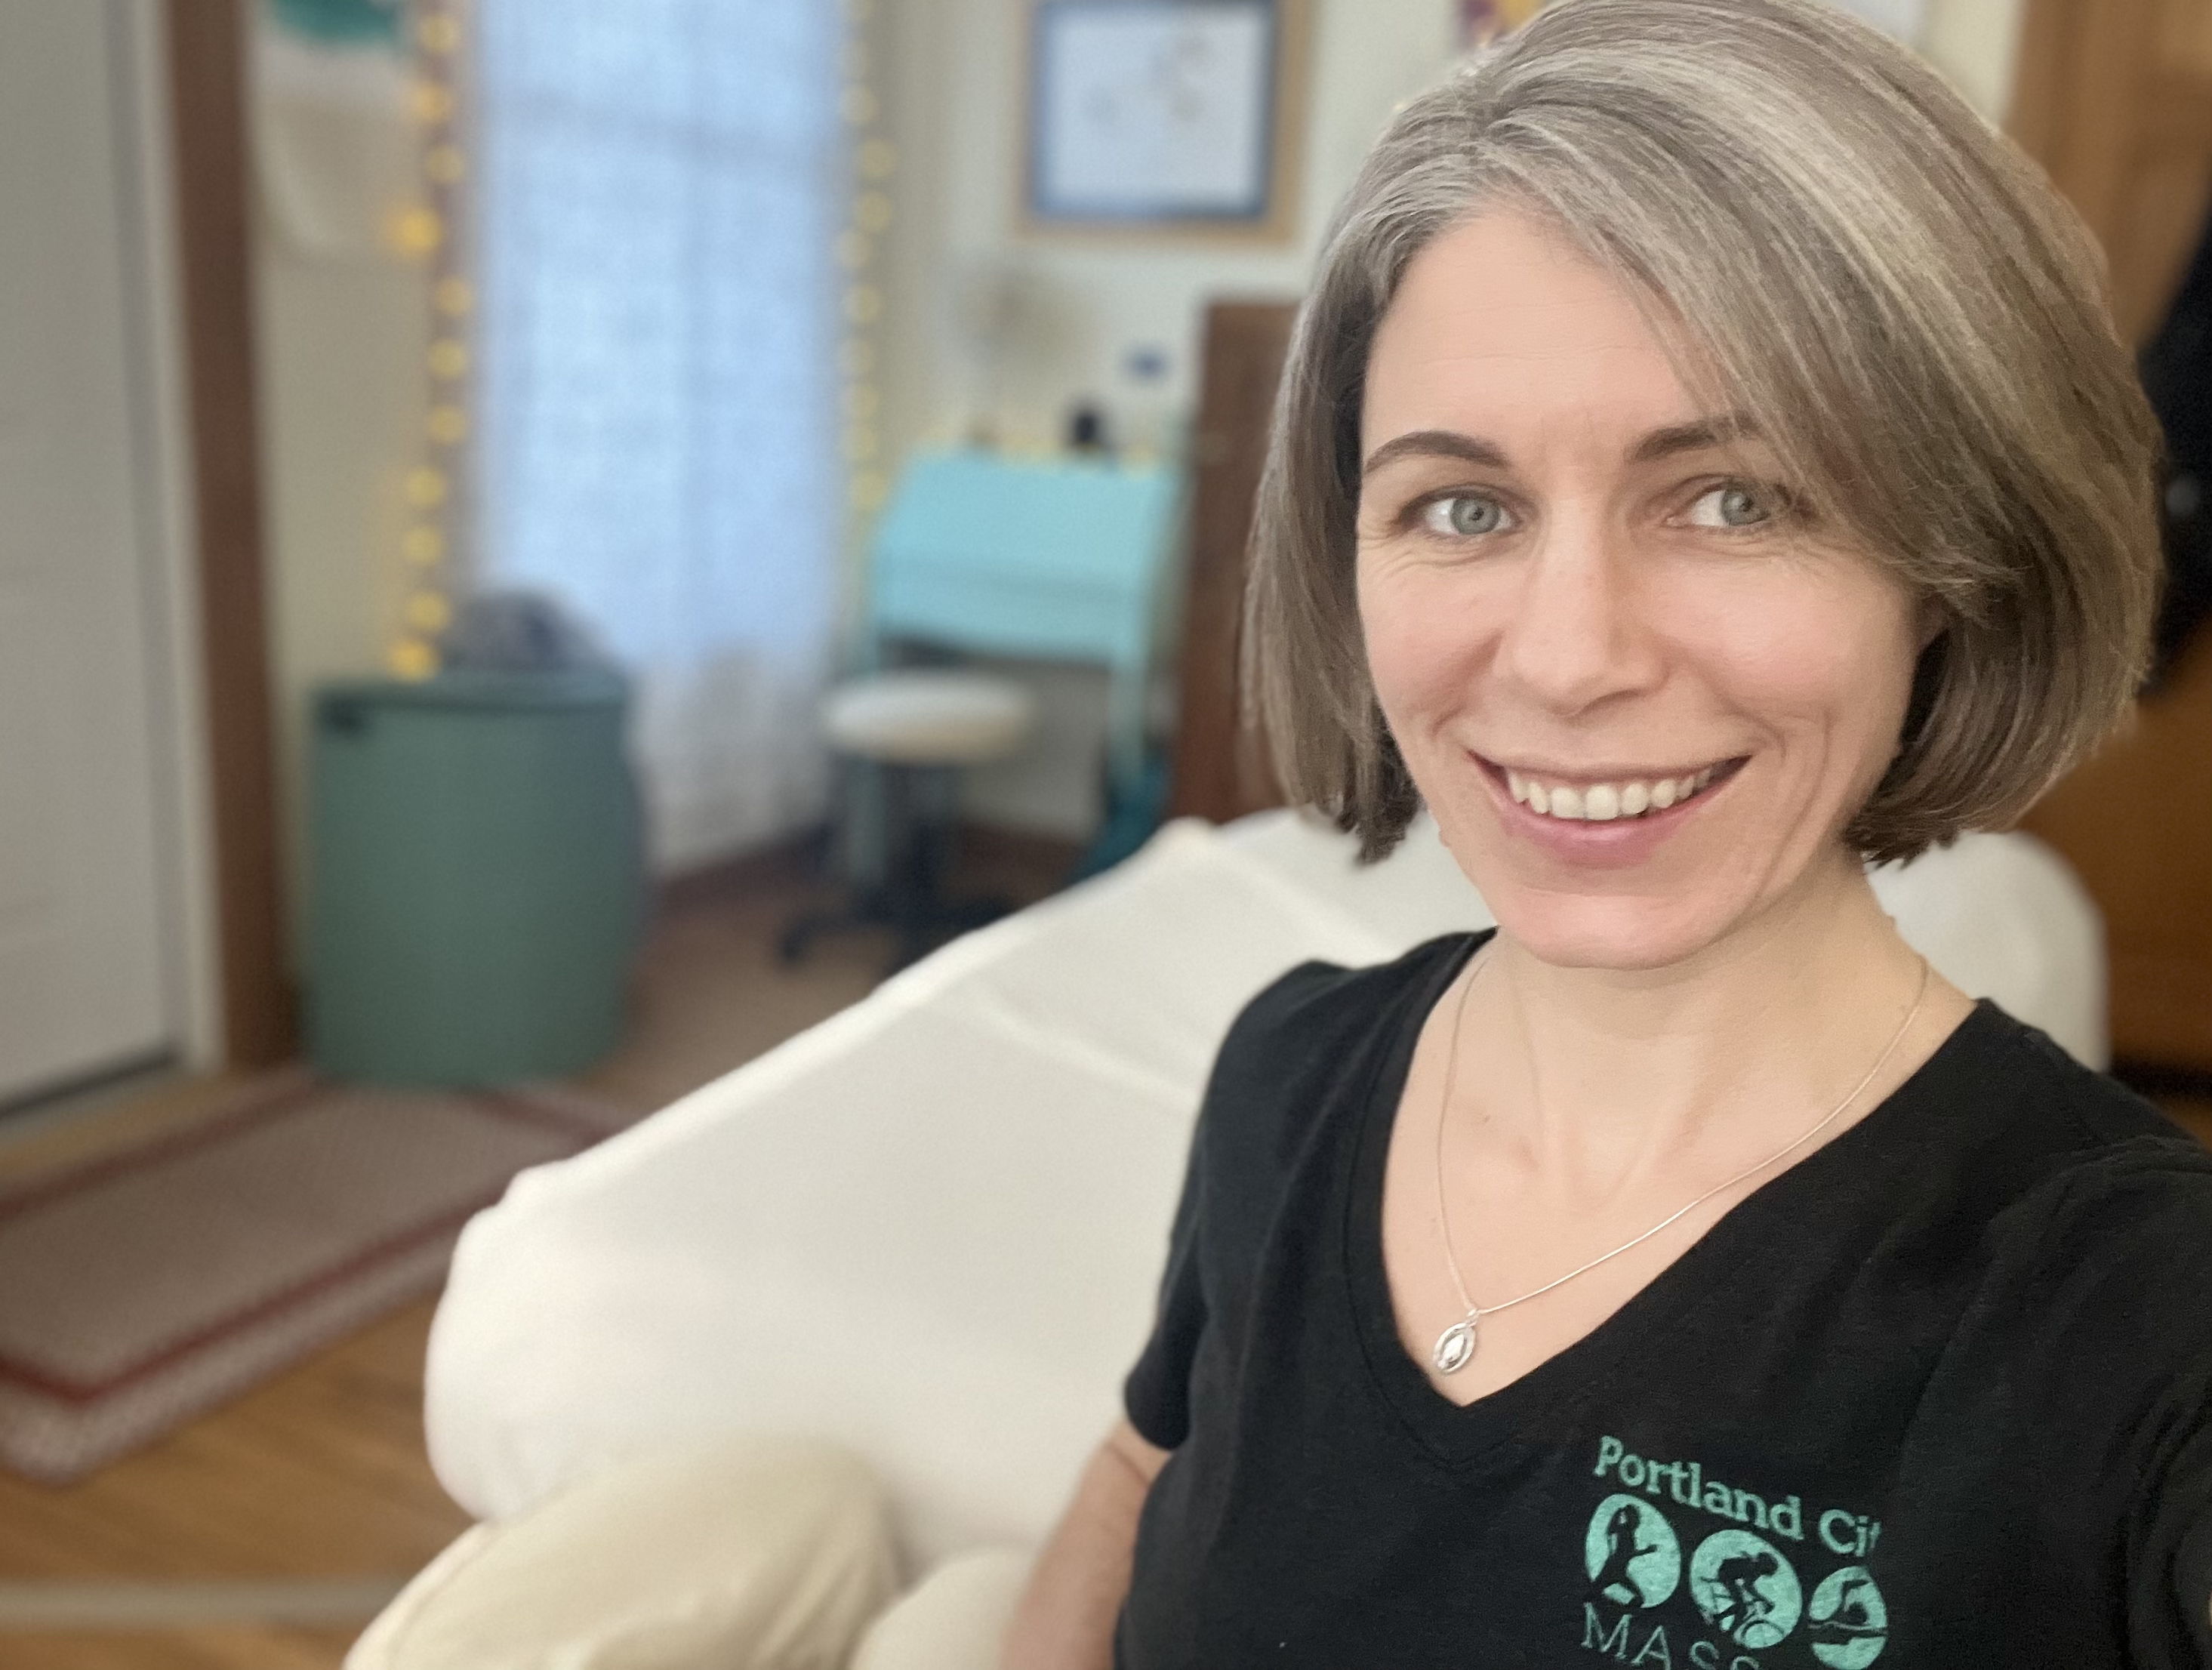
xmin=476 ymin=0 xmax=842 ymax=868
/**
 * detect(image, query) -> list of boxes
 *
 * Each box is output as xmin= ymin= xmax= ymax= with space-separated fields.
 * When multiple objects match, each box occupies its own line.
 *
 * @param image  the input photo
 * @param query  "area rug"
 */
xmin=0 ymin=1069 xmax=638 ymax=1483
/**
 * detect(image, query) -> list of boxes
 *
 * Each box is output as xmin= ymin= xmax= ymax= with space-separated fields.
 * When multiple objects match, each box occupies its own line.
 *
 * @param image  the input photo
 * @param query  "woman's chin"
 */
xmin=1482 ymin=890 xmax=1749 ymax=973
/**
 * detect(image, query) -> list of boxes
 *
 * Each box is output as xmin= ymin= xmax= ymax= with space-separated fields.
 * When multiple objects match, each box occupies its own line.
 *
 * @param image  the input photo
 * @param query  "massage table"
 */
xmin=411 ymin=809 xmax=2103 ymax=1579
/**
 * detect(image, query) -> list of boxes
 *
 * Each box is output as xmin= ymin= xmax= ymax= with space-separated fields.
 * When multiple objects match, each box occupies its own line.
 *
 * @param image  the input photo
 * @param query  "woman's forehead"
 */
xmin=1363 ymin=210 xmax=1707 ymax=460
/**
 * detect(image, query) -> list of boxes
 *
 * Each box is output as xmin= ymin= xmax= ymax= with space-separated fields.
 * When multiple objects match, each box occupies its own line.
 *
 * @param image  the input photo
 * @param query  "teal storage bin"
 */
xmin=307 ymin=669 xmax=644 ymax=1086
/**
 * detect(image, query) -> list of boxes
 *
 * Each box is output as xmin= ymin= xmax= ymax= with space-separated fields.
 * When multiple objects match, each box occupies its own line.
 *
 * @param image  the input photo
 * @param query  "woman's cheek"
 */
xmin=1360 ymin=559 xmax=1490 ymax=724
xmin=1665 ymin=568 xmax=1907 ymax=728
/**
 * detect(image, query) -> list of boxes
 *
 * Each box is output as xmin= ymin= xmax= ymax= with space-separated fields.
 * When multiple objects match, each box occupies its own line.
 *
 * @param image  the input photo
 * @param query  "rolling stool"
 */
xmin=780 ymin=667 xmax=1036 ymax=972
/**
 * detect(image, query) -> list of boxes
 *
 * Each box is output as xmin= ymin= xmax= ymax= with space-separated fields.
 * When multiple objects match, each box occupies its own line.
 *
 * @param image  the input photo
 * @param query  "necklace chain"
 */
xmin=1428 ymin=945 xmax=1933 ymax=1376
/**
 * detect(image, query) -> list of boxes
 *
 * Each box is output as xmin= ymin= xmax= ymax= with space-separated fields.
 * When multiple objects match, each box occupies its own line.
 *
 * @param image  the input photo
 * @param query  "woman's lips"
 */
xmin=1501 ymin=756 xmax=1747 ymax=821
xmin=1472 ymin=753 xmax=1748 ymax=864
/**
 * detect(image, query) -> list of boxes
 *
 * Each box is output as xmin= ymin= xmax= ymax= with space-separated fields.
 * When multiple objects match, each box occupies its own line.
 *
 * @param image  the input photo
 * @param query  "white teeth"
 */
xmin=1506 ymin=763 xmax=1730 ymax=824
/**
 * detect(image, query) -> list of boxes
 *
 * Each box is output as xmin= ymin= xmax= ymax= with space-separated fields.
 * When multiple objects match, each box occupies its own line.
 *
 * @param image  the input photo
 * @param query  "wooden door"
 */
xmin=0 ymin=3 xmax=177 ymax=1102
xmin=2010 ymin=0 xmax=2212 ymax=1071
xmin=2012 ymin=0 xmax=2212 ymax=341
xmin=1166 ymin=300 xmax=1296 ymax=822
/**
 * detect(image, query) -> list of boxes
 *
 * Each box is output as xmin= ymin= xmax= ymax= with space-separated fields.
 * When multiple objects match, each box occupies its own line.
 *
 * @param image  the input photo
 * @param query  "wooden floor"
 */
xmin=0 ymin=840 xmax=1064 ymax=1669
xmin=0 ymin=839 xmax=2201 ymax=1668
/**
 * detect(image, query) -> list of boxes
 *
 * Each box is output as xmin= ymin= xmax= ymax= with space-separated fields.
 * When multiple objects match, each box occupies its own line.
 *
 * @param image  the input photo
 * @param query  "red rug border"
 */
xmin=0 ymin=1074 xmax=631 ymax=1404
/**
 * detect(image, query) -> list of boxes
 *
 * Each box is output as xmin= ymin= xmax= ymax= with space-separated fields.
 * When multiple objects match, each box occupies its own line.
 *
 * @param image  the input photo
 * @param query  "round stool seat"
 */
xmin=821 ymin=669 xmax=1034 ymax=766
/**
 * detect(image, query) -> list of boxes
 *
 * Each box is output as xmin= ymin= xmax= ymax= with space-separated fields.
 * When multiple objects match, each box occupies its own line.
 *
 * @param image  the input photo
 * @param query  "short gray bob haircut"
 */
xmin=1245 ymin=0 xmax=2163 ymax=865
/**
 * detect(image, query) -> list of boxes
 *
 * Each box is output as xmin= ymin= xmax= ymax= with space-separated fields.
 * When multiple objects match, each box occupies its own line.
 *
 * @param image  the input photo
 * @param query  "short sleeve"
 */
xmin=1118 ymin=956 xmax=1356 ymax=1453
xmin=1122 ymin=1114 xmax=1207 ymax=1450
xmin=1117 ymin=949 xmax=1450 ymax=1456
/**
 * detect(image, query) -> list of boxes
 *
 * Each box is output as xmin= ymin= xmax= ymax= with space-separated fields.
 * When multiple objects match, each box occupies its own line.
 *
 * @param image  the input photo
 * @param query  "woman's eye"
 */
xmin=1686 ymin=482 xmax=1776 ymax=528
xmin=1419 ymin=494 xmax=1513 ymax=537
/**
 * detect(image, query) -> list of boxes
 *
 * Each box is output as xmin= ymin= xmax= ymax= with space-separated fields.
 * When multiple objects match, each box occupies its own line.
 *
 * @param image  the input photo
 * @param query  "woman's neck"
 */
xmin=1461 ymin=853 xmax=1954 ymax=1208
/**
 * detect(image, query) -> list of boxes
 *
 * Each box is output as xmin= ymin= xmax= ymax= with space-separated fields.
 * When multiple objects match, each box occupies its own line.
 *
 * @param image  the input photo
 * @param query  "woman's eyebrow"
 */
xmin=1628 ymin=413 xmax=1761 ymax=464
xmin=1361 ymin=414 xmax=1762 ymax=479
xmin=1360 ymin=430 xmax=1509 ymax=476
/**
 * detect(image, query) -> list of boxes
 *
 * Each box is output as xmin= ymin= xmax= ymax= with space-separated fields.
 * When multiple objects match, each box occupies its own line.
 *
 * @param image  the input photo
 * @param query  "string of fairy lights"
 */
xmin=841 ymin=0 xmax=895 ymax=538
xmin=385 ymin=0 xmax=470 ymax=680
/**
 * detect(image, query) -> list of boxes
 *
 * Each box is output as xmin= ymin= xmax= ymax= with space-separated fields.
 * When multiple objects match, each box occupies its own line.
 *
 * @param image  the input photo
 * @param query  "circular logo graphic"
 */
xmin=1583 ymin=1494 xmax=1681 ymax=1609
xmin=1690 ymin=1528 xmax=1803 ymax=1648
xmin=1807 ymin=1565 xmax=1888 ymax=1667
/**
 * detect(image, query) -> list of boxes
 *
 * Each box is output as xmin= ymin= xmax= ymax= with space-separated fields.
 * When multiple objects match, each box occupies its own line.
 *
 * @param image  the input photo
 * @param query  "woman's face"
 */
xmin=1356 ymin=208 xmax=1924 ymax=971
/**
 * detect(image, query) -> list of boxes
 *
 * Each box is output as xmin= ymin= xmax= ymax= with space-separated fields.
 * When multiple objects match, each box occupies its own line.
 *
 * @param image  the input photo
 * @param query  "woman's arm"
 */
xmin=1000 ymin=1417 xmax=1171 ymax=1670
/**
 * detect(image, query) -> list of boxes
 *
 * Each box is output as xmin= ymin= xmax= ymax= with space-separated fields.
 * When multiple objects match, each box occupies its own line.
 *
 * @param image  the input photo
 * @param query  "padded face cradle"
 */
xmin=821 ymin=670 xmax=1036 ymax=766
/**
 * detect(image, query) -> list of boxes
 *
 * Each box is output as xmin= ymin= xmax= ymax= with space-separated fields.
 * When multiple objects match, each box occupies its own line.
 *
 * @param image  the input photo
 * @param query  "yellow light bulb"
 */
xmin=429 ymin=338 xmax=469 ymax=379
xmin=406 ymin=467 xmax=449 ymax=508
xmin=425 ymin=143 xmax=466 ymax=186
xmin=402 ymin=525 xmax=446 ymax=565
xmin=427 ymin=404 xmax=468 ymax=445
xmin=385 ymin=204 xmax=443 ymax=258
xmin=411 ymin=81 xmax=455 ymax=124
xmin=417 ymin=14 xmax=461 ymax=54
xmin=434 ymin=276 xmax=475 ymax=316
xmin=389 ymin=637 xmax=438 ymax=680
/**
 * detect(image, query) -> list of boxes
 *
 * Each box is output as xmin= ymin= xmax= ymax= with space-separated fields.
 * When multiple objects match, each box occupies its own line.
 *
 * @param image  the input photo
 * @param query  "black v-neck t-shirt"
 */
xmin=1118 ymin=932 xmax=2212 ymax=1668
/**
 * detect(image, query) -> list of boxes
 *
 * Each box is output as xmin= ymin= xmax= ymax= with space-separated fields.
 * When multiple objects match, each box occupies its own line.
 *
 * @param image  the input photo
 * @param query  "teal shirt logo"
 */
xmin=1578 ymin=1436 xmax=1889 ymax=1666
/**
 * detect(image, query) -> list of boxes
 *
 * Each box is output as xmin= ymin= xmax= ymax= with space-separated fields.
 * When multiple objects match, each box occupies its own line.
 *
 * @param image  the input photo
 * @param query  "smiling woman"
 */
xmin=1250 ymin=17 xmax=2161 ymax=873
xmin=987 ymin=4 xmax=2211 ymax=1670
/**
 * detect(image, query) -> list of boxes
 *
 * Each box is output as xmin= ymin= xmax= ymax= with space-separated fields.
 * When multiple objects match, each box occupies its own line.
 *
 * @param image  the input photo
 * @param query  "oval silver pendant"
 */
xmin=1433 ymin=1316 xmax=1478 ymax=1376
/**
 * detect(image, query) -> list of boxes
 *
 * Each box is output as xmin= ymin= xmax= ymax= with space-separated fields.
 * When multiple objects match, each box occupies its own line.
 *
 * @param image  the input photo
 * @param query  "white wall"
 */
xmin=870 ymin=0 xmax=2025 ymax=840
xmin=880 ymin=0 xmax=1461 ymax=458
xmin=1923 ymin=0 xmax=2026 ymax=125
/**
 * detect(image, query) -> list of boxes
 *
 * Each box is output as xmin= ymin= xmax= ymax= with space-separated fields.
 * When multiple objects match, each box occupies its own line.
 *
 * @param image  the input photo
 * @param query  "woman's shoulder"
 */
xmin=1958 ymin=1003 xmax=2212 ymax=1319
xmin=1194 ymin=932 xmax=1478 ymax=1162
xmin=1215 ymin=931 xmax=1477 ymax=1077
xmin=1963 ymin=1001 xmax=2211 ymax=1191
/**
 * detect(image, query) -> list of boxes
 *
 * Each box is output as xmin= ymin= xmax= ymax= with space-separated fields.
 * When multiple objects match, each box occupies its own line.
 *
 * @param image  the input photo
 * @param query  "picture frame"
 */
xmin=1021 ymin=0 xmax=1309 ymax=241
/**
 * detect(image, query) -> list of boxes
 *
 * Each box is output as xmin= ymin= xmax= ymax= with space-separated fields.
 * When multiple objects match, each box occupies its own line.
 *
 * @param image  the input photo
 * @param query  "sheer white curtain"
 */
xmin=475 ymin=0 xmax=841 ymax=872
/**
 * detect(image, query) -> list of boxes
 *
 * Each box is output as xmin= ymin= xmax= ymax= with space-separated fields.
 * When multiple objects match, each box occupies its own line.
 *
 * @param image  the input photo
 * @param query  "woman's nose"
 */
xmin=1494 ymin=519 xmax=1659 ymax=714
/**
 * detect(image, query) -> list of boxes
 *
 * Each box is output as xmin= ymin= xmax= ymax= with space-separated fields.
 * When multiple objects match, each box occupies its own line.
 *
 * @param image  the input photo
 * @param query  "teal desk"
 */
xmin=864 ymin=450 xmax=1184 ymax=790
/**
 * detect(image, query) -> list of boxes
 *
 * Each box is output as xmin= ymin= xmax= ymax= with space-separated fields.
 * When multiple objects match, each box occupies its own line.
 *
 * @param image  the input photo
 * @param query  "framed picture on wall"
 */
xmin=1023 ymin=0 xmax=1310 ymax=239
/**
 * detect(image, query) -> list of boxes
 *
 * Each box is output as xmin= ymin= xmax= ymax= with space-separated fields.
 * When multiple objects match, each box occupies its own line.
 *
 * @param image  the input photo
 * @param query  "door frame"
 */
xmin=118 ymin=0 xmax=291 ymax=1073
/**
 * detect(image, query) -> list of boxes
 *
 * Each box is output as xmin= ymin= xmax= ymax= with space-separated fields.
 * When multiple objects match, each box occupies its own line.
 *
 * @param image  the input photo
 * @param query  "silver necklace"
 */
xmin=1428 ymin=947 xmax=1932 ymax=1376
